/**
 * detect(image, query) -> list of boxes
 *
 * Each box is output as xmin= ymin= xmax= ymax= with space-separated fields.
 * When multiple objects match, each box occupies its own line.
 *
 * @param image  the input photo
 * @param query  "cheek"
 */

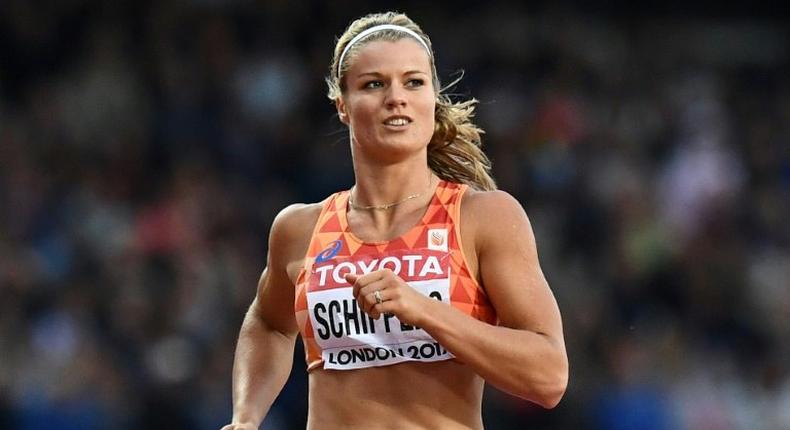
xmin=419 ymin=99 xmax=436 ymax=132
xmin=346 ymin=100 xmax=375 ymax=128
xmin=420 ymin=91 xmax=436 ymax=114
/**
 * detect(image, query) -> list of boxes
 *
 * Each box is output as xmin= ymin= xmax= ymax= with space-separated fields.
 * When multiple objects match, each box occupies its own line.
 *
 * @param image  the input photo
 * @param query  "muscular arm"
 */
xmin=351 ymin=190 xmax=568 ymax=408
xmin=228 ymin=274 xmax=297 ymax=427
xmin=419 ymin=190 xmax=568 ymax=407
xmin=226 ymin=205 xmax=313 ymax=428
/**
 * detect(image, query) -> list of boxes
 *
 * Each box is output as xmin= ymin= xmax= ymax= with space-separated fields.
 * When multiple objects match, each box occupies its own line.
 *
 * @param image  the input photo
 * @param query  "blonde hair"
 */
xmin=327 ymin=12 xmax=496 ymax=191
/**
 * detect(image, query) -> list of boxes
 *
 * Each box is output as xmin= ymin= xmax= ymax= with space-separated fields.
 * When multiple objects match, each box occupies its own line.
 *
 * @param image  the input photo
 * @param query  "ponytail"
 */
xmin=429 ymin=91 xmax=496 ymax=191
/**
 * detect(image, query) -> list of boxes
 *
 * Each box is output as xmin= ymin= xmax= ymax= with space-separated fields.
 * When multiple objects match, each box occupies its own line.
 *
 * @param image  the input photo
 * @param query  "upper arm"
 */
xmin=250 ymin=203 xmax=319 ymax=338
xmin=464 ymin=191 xmax=565 ymax=345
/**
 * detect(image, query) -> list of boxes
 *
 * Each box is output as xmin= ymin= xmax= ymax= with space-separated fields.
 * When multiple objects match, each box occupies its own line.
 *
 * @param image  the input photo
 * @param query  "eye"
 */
xmin=406 ymin=78 xmax=425 ymax=88
xmin=363 ymin=80 xmax=384 ymax=89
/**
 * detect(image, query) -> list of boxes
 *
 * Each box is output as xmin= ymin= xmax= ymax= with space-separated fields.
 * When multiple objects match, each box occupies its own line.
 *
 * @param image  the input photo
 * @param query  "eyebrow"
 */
xmin=355 ymin=70 xmax=429 ymax=79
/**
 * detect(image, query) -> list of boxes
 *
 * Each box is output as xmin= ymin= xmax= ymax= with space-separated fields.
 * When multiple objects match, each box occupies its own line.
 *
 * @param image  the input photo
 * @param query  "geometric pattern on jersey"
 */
xmin=294 ymin=180 xmax=498 ymax=371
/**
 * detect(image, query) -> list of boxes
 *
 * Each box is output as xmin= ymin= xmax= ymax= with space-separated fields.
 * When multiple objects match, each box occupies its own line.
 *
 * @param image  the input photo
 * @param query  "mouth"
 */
xmin=382 ymin=116 xmax=412 ymax=126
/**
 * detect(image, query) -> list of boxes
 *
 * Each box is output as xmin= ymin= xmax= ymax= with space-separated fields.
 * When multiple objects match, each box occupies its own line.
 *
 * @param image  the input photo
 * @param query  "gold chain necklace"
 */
xmin=349 ymin=175 xmax=434 ymax=211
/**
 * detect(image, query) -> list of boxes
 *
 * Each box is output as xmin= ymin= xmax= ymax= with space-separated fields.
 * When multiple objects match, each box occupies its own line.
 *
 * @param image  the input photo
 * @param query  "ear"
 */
xmin=335 ymin=97 xmax=349 ymax=125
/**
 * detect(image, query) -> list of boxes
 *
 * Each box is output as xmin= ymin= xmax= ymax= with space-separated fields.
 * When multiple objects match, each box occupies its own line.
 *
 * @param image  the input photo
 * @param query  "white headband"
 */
xmin=337 ymin=24 xmax=432 ymax=76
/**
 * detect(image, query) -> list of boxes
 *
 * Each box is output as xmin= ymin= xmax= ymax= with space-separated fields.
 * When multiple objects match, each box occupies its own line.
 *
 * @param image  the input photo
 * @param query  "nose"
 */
xmin=384 ymin=84 xmax=407 ymax=108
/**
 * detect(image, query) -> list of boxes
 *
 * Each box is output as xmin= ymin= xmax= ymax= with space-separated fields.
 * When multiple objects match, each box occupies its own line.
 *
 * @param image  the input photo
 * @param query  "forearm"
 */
xmin=417 ymin=299 xmax=567 ymax=408
xmin=231 ymin=307 xmax=297 ymax=426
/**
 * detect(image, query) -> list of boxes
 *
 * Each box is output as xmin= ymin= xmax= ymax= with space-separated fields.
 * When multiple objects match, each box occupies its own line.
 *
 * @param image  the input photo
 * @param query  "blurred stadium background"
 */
xmin=1 ymin=1 xmax=788 ymax=429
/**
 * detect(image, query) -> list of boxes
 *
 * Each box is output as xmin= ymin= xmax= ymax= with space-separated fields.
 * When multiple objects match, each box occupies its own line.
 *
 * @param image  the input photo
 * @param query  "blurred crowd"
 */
xmin=1 ymin=1 xmax=788 ymax=429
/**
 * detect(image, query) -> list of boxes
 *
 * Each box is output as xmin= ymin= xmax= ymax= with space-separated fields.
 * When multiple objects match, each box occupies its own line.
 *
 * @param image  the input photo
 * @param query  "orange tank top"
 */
xmin=294 ymin=180 xmax=497 ymax=371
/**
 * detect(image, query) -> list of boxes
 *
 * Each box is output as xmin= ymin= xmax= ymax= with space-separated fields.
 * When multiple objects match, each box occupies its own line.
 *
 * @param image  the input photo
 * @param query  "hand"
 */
xmin=346 ymin=269 xmax=433 ymax=326
xmin=220 ymin=424 xmax=257 ymax=430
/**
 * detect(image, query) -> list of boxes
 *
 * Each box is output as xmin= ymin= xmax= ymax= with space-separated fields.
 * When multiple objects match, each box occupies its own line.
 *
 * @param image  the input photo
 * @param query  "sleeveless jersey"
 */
xmin=294 ymin=180 xmax=497 ymax=371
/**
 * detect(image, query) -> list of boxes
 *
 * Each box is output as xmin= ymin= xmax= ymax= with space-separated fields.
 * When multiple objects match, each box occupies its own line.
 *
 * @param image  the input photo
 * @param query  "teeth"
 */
xmin=385 ymin=118 xmax=409 ymax=126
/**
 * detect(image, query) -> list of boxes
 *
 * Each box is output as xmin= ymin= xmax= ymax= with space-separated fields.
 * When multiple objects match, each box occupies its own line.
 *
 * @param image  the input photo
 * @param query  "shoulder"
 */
xmin=267 ymin=199 xmax=328 ymax=263
xmin=269 ymin=200 xmax=326 ymax=242
xmin=459 ymin=188 xmax=533 ymax=249
xmin=270 ymin=201 xmax=324 ymax=238
xmin=460 ymin=188 xmax=528 ymax=225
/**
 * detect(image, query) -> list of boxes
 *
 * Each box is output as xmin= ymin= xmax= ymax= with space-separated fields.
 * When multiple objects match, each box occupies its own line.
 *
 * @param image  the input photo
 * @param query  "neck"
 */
xmin=351 ymin=160 xmax=434 ymax=211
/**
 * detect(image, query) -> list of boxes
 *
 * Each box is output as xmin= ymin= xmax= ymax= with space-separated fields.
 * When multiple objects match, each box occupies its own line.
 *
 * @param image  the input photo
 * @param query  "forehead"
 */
xmin=346 ymin=38 xmax=432 ymax=76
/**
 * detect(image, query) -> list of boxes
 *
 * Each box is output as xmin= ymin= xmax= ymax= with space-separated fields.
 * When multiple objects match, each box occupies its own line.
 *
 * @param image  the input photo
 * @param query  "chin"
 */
xmin=381 ymin=138 xmax=427 ymax=152
xmin=382 ymin=130 xmax=431 ymax=146
xmin=364 ymin=140 xmax=427 ymax=163
xmin=353 ymin=130 xmax=430 ymax=156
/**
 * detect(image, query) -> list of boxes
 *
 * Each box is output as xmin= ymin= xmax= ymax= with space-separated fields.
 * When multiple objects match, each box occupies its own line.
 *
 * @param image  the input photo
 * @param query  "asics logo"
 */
xmin=315 ymin=240 xmax=343 ymax=263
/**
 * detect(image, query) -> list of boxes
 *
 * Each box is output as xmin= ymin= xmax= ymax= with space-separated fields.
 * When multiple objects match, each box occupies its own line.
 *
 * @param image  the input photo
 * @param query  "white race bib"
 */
xmin=306 ymin=249 xmax=454 ymax=370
